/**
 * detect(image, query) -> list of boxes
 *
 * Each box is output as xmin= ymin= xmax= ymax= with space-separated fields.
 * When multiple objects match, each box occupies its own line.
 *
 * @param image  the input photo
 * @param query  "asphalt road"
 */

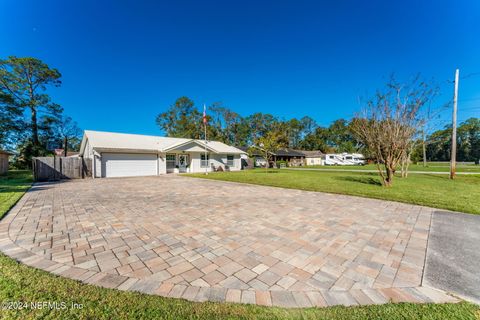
xmin=285 ymin=168 xmax=480 ymax=175
xmin=424 ymin=211 xmax=480 ymax=304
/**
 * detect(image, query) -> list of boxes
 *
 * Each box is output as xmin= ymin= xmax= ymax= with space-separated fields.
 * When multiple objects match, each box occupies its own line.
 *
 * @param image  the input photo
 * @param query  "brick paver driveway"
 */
xmin=0 ymin=176 xmax=458 ymax=307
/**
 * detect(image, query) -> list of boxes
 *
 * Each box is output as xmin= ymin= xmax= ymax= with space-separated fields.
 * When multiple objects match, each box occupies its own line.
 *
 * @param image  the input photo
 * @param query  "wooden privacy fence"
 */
xmin=32 ymin=157 xmax=92 ymax=181
xmin=0 ymin=154 xmax=9 ymax=175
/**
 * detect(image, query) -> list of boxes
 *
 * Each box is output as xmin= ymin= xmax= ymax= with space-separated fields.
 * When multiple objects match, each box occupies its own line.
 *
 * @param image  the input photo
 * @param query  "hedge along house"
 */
xmin=79 ymin=130 xmax=246 ymax=178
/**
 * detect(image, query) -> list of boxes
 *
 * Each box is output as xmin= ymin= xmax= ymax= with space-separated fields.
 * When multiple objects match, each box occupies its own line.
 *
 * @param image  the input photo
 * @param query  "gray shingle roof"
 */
xmin=80 ymin=130 xmax=246 ymax=155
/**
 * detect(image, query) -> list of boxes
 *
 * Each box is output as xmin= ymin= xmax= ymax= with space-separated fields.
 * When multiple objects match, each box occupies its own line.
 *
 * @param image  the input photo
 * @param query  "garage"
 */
xmin=101 ymin=153 xmax=158 ymax=178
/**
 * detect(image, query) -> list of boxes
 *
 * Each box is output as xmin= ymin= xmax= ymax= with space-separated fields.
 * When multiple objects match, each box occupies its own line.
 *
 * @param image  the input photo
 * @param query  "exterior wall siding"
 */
xmin=306 ymin=157 xmax=324 ymax=166
xmin=158 ymin=153 xmax=167 ymax=174
xmin=91 ymin=151 xmax=242 ymax=177
xmin=82 ymin=139 xmax=93 ymax=159
xmin=179 ymin=152 xmax=241 ymax=173
xmin=94 ymin=155 xmax=102 ymax=178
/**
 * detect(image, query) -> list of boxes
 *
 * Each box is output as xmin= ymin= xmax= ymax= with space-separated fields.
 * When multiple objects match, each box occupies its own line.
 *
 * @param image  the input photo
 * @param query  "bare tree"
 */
xmin=56 ymin=116 xmax=81 ymax=156
xmin=401 ymin=90 xmax=447 ymax=176
xmin=351 ymin=76 xmax=435 ymax=186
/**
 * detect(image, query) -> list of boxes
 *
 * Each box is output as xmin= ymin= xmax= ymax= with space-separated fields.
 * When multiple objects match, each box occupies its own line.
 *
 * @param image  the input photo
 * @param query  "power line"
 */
xmin=460 ymin=72 xmax=480 ymax=79
xmin=446 ymin=71 xmax=480 ymax=83
xmin=458 ymin=107 xmax=480 ymax=111
xmin=458 ymin=97 xmax=480 ymax=102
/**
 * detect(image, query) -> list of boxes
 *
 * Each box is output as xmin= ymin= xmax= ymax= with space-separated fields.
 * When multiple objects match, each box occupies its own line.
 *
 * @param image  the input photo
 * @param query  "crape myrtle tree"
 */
xmin=351 ymin=75 xmax=435 ymax=186
xmin=0 ymin=56 xmax=62 ymax=156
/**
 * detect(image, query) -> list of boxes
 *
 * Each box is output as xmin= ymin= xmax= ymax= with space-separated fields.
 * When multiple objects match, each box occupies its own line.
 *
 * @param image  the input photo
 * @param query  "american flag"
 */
xmin=203 ymin=104 xmax=207 ymax=124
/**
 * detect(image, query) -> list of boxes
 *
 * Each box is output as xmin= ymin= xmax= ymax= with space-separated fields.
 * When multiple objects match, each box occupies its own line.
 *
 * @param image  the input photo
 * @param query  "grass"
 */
xmin=303 ymin=164 xmax=480 ymax=173
xmin=0 ymin=170 xmax=33 ymax=218
xmin=1 ymin=171 xmax=479 ymax=319
xmin=188 ymin=169 xmax=480 ymax=214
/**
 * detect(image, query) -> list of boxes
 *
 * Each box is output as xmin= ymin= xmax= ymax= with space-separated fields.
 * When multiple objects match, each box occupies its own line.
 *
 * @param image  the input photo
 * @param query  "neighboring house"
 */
xmin=324 ymin=153 xmax=365 ymax=165
xmin=0 ymin=150 xmax=12 ymax=175
xmin=79 ymin=130 xmax=246 ymax=178
xmin=275 ymin=148 xmax=305 ymax=167
xmin=238 ymin=146 xmax=268 ymax=167
xmin=239 ymin=147 xmax=307 ymax=167
xmin=54 ymin=149 xmax=80 ymax=157
xmin=302 ymin=150 xmax=325 ymax=166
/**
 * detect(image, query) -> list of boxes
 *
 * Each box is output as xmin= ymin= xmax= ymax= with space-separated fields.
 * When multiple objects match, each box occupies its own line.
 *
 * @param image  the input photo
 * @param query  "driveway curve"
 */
xmin=424 ymin=211 xmax=480 ymax=304
xmin=0 ymin=176 xmax=458 ymax=307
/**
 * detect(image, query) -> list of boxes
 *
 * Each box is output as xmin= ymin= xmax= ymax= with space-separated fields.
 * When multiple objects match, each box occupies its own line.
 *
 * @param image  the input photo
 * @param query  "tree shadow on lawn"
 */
xmin=251 ymin=170 xmax=280 ymax=174
xmin=334 ymin=175 xmax=383 ymax=186
xmin=0 ymin=183 xmax=62 ymax=194
xmin=0 ymin=187 xmax=31 ymax=194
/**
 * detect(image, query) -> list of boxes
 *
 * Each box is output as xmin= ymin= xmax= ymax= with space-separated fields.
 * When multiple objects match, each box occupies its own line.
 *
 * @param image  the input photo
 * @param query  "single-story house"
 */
xmin=239 ymin=147 xmax=309 ymax=167
xmin=79 ymin=130 xmax=246 ymax=178
xmin=275 ymin=149 xmax=306 ymax=167
xmin=0 ymin=150 xmax=12 ymax=175
xmin=302 ymin=150 xmax=325 ymax=166
xmin=237 ymin=146 xmax=269 ymax=167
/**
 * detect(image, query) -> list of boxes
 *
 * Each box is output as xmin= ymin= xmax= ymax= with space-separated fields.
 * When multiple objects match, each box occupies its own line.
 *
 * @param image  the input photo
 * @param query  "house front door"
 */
xmin=178 ymin=154 xmax=188 ymax=173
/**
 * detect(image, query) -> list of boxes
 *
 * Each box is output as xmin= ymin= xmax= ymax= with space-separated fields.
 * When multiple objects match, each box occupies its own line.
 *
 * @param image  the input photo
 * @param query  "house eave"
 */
xmin=93 ymin=147 xmax=161 ymax=154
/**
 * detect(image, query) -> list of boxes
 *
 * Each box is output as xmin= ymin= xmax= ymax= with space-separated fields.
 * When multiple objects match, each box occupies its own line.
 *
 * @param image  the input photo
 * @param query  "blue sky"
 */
xmin=1 ymin=0 xmax=480 ymax=135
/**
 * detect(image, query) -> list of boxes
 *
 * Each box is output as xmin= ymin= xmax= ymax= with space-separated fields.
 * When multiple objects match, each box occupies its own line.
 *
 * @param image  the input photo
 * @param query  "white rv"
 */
xmin=324 ymin=153 xmax=365 ymax=166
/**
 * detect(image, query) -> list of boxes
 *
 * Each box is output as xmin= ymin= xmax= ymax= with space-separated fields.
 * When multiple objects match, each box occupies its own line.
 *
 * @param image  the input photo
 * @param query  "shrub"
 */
xmin=276 ymin=160 xmax=288 ymax=168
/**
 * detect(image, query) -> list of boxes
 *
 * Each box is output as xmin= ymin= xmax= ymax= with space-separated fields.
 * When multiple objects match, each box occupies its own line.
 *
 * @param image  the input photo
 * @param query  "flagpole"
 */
xmin=203 ymin=104 xmax=208 ymax=175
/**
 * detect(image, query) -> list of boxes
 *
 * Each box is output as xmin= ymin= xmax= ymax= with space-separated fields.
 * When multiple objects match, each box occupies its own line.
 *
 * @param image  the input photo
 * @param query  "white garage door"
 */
xmin=101 ymin=153 xmax=157 ymax=178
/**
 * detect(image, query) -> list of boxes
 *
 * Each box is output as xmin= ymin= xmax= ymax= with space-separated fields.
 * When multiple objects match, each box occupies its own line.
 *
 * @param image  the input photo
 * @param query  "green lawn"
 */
xmin=1 ymin=171 xmax=479 ymax=319
xmin=188 ymin=169 xmax=480 ymax=214
xmin=303 ymin=164 xmax=480 ymax=173
xmin=0 ymin=170 xmax=33 ymax=218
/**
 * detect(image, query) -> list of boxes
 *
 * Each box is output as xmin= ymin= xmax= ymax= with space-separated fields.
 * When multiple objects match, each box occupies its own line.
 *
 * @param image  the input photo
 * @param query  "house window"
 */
xmin=227 ymin=155 xmax=234 ymax=166
xmin=166 ymin=154 xmax=176 ymax=169
xmin=200 ymin=154 xmax=210 ymax=168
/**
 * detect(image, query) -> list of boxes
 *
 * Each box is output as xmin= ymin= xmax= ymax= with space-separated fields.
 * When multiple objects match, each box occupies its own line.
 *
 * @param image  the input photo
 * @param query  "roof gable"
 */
xmin=164 ymin=140 xmax=218 ymax=153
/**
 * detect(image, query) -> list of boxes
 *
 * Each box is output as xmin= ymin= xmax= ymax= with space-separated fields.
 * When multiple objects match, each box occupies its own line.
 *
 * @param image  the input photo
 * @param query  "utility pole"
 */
xmin=422 ymin=128 xmax=427 ymax=167
xmin=450 ymin=69 xmax=459 ymax=179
